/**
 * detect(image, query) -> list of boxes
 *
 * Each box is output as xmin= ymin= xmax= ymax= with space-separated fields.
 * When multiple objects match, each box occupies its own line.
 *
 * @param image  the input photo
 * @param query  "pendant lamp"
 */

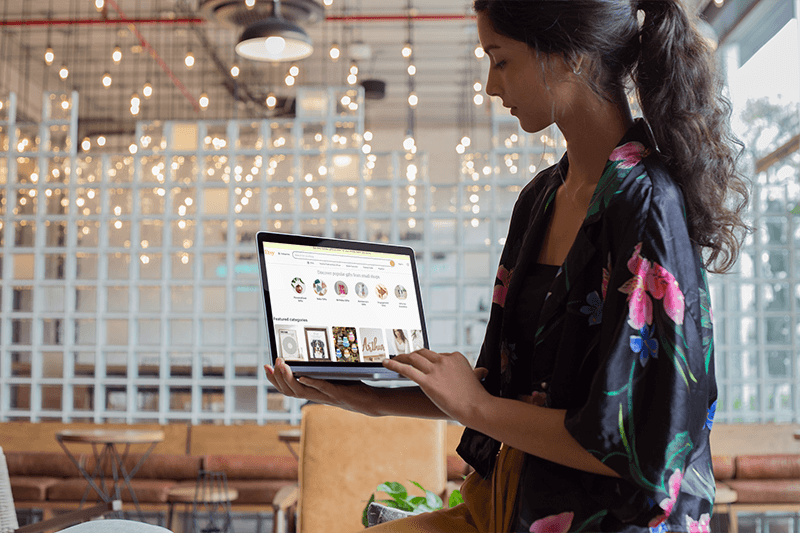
xmin=235 ymin=0 xmax=313 ymax=62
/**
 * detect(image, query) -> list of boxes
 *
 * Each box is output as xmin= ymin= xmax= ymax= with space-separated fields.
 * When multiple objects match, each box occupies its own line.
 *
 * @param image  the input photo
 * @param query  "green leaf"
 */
xmin=663 ymin=431 xmax=693 ymax=482
xmin=448 ymin=489 xmax=465 ymax=508
xmin=377 ymin=481 xmax=407 ymax=500
xmin=362 ymin=493 xmax=375 ymax=527
xmin=409 ymin=496 xmax=426 ymax=506
xmin=425 ymin=490 xmax=442 ymax=509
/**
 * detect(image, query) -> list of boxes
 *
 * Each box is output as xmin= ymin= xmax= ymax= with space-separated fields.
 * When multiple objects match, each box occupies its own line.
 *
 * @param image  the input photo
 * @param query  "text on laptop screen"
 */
xmin=261 ymin=242 xmax=425 ymax=363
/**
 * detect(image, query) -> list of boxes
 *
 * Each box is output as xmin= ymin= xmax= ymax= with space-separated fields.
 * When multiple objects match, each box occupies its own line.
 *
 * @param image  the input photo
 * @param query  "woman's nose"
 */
xmin=484 ymin=70 xmax=499 ymax=98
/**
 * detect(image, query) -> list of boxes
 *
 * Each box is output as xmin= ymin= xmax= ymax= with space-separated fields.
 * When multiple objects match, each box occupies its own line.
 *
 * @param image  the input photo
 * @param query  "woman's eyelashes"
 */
xmin=494 ymin=59 xmax=506 ymax=70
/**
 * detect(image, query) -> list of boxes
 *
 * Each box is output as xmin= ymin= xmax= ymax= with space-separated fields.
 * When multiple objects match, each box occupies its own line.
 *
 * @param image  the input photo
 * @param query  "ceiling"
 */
xmin=0 ymin=0 xmax=710 ymax=141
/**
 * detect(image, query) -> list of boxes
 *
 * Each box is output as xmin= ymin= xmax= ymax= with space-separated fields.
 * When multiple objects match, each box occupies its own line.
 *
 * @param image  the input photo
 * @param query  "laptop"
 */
xmin=255 ymin=231 xmax=428 ymax=381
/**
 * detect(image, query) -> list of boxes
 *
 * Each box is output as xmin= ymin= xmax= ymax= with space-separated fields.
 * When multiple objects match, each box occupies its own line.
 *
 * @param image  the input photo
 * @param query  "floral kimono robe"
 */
xmin=457 ymin=120 xmax=717 ymax=533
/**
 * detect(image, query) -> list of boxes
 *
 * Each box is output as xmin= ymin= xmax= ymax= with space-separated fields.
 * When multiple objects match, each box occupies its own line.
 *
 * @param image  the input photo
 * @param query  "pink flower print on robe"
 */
xmin=685 ymin=514 xmax=711 ymax=533
xmin=646 ymin=263 xmax=685 ymax=325
xmin=618 ymin=244 xmax=652 ymax=330
xmin=529 ymin=511 xmax=574 ymax=533
xmin=493 ymin=265 xmax=513 ymax=308
xmin=609 ymin=141 xmax=648 ymax=169
xmin=648 ymin=469 xmax=683 ymax=528
xmin=619 ymin=243 xmax=686 ymax=329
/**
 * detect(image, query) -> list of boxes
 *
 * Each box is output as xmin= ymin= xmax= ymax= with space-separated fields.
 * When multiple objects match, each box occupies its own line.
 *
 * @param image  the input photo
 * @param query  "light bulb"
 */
xmin=473 ymin=93 xmax=484 ymax=105
xmin=102 ymin=72 xmax=112 ymax=87
xmin=81 ymin=138 xmax=91 ymax=151
xmin=95 ymin=0 xmax=104 ymax=10
xmin=461 ymin=136 xmax=471 ymax=147
xmin=364 ymin=131 xmax=373 ymax=141
xmin=130 ymin=104 xmax=140 ymax=116
xmin=285 ymin=74 xmax=295 ymax=86
xmin=143 ymin=82 xmax=153 ymax=98
xmin=59 ymin=64 xmax=69 ymax=80
xmin=474 ymin=46 xmax=485 ymax=59
xmin=199 ymin=93 xmax=209 ymax=109
xmin=347 ymin=73 xmax=357 ymax=85
xmin=230 ymin=64 xmax=240 ymax=77
xmin=185 ymin=51 xmax=195 ymax=68
xmin=329 ymin=43 xmax=340 ymax=60
xmin=112 ymin=45 xmax=122 ymax=64
xmin=323 ymin=0 xmax=333 ymax=5
xmin=97 ymin=136 xmax=106 ymax=147
xmin=245 ymin=0 xmax=255 ymax=7
xmin=289 ymin=64 xmax=299 ymax=76
xmin=408 ymin=92 xmax=418 ymax=107
xmin=403 ymin=136 xmax=415 ymax=151
xmin=456 ymin=144 xmax=466 ymax=154
xmin=266 ymin=93 xmax=277 ymax=109
xmin=265 ymin=36 xmax=286 ymax=55
xmin=44 ymin=46 xmax=54 ymax=66
xmin=349 ymin=62 xmax=358 ymax=75
xmin=401 ymin=43 xmax=412 ymax=58
xmin=473 ymin=81 xmax=482 ymax=92
xmin=407 ymin=64 xmax=416 ymax=76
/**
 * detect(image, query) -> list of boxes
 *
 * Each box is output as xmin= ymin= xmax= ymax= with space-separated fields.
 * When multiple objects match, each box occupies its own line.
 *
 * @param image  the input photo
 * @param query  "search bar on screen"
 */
xmin=292 ymin=251 xmax=395 ymax=267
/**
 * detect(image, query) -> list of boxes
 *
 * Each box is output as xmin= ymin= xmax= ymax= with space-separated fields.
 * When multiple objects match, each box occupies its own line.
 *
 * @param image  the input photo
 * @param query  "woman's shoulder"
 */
xmin=607 ymin=151 xmax=688 ymax=220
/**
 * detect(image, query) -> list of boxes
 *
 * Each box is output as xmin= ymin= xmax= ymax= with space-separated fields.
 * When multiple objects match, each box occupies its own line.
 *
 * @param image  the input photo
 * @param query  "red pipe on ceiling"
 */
xmin=325 ymin=14 xmax=476 ymax=22
xmin=0 ymin=14 xmax=474 ymax=26
xmin=0 ymin=18 xmax=205 ymax=26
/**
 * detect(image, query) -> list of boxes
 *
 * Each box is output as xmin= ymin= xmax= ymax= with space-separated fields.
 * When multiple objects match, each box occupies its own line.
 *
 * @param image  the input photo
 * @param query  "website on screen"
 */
xmin=261 ymin=242 xmax=425 ymax=363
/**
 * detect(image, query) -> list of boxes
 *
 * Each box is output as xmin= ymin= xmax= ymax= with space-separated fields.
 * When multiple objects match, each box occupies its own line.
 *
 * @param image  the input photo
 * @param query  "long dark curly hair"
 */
xmin=473 ymin=0 xmax=750 ymax=273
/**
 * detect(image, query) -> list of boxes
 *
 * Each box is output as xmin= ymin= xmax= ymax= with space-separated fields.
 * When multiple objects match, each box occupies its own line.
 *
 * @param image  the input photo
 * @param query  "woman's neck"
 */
xmin=558 ymin=89 xmax=634 ymax=197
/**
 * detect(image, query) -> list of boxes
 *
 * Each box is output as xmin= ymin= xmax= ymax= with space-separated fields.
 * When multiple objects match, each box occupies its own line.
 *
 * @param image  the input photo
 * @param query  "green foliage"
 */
xmin=361 ymin=480 xmax=463 ymax=527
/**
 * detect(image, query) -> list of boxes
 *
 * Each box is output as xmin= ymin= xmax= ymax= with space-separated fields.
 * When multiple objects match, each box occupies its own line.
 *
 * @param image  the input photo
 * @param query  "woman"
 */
xmin=393 ymin=329 xmax=411 ymax=355
xmin=266 ymin=0 xmax=749 ymax=531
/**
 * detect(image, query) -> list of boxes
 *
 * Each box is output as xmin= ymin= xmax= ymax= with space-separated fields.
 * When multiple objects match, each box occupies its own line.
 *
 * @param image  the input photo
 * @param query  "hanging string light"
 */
xmin=185 ymin=49 xmax=195 ymax=68
xmin=130 ymin=92 xmax=140 ymax=115
xmin=347 ymin=61 xmax=358 ymax=85
xmin=59 ymin=64 xmax=69 ymax=79
xmin=474 ymin=45 xmax=485 ymax=59
xmin=266 ymin=93 xmax=277 ymax=109
xmin=199 ymin=92 xmax=209 ymax=109
xmin=403 ymin=1 xmax=417 ymax=155
xmin=143 ymin=81 xmax=153 ymax=98
xmin=112 ymin=44 xmax=122 ymax=64
xmin=44 ymin=5 xmax=55 ymax=66
xmin=329 ymin=42 xmax=340 ymax=60
xmin=230 ymin=63 xmax=240 ymax=77
xmin=102 ymin=72 xmax=112 ymax=87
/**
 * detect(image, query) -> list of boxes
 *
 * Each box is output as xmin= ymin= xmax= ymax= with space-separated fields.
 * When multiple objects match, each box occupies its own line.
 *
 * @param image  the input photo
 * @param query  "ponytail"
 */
xmin=634 ymin=0 xmax=750 ymax=273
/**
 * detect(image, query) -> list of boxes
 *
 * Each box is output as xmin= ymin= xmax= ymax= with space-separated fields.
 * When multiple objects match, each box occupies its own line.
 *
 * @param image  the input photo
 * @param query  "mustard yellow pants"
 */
xmin=365 ymin=444 xmax=525 ymax=533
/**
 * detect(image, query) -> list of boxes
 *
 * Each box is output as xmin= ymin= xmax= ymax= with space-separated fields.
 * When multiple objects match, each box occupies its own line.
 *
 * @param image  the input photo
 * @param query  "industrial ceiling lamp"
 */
xmin=235 ymin=0 xmax=313 ymax=62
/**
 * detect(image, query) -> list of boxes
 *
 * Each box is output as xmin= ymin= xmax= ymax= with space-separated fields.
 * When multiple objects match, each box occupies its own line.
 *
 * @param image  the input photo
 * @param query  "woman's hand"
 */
xmin=383 ymin=349 xmax=490 ymax=426
xmin=265 ymin=358 xmax=377 ymax=415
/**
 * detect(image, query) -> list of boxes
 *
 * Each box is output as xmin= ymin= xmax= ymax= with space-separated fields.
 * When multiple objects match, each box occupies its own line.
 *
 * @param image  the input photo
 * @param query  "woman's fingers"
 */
xmin=391 ymin=351 xmax=436 ymax=373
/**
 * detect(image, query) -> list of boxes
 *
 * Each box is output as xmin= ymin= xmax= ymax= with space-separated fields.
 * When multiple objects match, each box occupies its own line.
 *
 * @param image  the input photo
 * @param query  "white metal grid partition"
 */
xmin=1 ymin=85 xmax=793 ymax=426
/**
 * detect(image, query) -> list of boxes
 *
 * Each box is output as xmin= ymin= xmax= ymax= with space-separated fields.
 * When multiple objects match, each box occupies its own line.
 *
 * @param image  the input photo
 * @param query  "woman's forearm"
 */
xmin=467 ymin=395 xmax=619 ymax=477
xmin=367 ymin=385 xmax=451 ymax=419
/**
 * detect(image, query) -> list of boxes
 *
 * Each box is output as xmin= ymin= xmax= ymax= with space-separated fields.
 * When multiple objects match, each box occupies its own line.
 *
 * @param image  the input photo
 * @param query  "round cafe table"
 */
xmin=56 ymin=429 xmax=165 ymax=519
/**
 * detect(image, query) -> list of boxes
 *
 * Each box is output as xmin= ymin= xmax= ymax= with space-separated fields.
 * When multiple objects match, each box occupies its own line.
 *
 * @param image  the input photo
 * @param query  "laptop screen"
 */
xmin=256 ymin=232 xmax=428 ymax=367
